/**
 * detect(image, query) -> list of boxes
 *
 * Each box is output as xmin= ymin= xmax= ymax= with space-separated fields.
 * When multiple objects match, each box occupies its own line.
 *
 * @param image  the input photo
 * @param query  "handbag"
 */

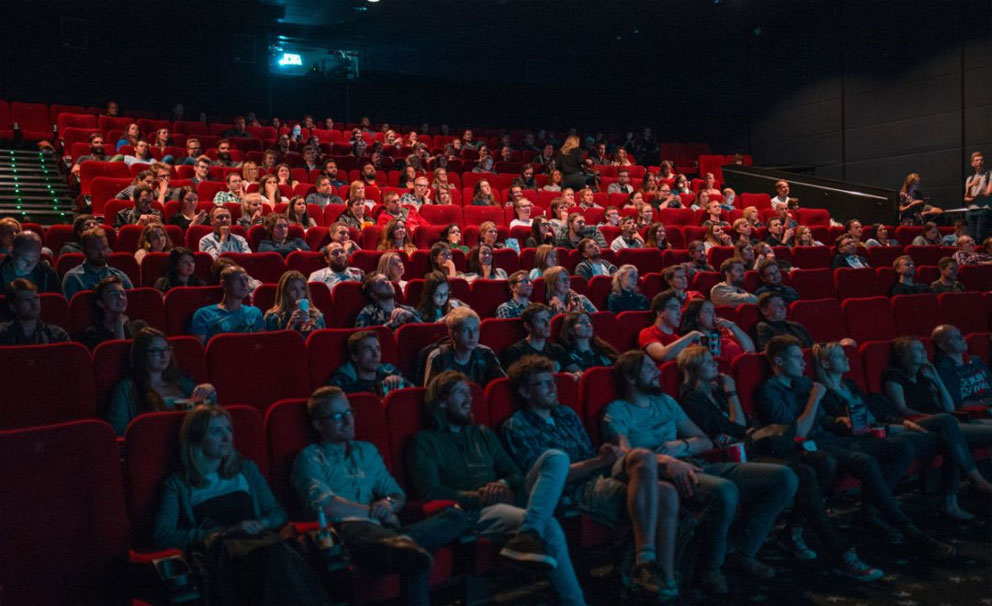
xmin=746 ymin=423 xmax=797 ymax=458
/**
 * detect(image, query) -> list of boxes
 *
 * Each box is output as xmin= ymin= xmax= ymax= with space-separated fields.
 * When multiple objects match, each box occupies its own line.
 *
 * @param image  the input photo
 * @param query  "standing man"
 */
xmin=965 ymin=151 xmax=991 ymax=242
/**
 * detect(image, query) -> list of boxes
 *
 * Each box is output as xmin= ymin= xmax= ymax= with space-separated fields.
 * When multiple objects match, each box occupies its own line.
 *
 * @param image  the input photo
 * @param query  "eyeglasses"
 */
xmin=316 ymin=409 xmax=353 ymax=422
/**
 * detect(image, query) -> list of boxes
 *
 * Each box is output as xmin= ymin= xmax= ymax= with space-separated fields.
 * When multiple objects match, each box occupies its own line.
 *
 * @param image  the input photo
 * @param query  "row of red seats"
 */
xmin=3 ymin=290 xmax=990 ymax=431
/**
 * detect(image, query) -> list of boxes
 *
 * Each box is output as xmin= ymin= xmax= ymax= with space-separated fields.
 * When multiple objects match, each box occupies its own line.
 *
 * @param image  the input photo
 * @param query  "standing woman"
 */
xmin=106 ymin=327 xmax=216 ymax=435
xmin=263 ymin=270 xmax=325 ymax=333
xmin=898 ymin=173 xmax=942 ymax=226
xmin=557 ymin=135 xmax=592 ymax=190
xmin=152 ymin=405 xmax=329 ymax=606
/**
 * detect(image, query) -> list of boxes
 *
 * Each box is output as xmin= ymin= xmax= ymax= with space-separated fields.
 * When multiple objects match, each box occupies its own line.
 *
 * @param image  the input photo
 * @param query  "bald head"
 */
xmin=931 ymin=324 xmax=966 ymax=355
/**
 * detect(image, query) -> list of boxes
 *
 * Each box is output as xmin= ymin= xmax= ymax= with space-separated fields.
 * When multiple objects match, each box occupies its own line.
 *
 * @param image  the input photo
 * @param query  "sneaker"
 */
xmin=905 ymin=526 xmax=957 ymax=561
xmin=498 ymin=530 xmax=558 ymax=570
xmin=725 ymin=552 xmax=776 ymax=580
xmin=785 ymin=526 xmax=818 ymax=560
xmin=833 ymin=548 xmax=883 ymax=582
xmin=696 ymin=568 xmax=729 ymax=595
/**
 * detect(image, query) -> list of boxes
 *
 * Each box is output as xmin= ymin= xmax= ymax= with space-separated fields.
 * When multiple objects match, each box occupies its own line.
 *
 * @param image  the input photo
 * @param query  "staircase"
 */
xmin=0 ymin=149 xmax=76 ymax=225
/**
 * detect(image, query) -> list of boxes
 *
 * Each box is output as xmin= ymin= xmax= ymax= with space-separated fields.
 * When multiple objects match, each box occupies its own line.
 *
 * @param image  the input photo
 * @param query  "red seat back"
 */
xmin=206 ymin=331 xmax=310 ymax=414
xmin=578 ymin=366 xmax=618 ymax=444
xmin=842 ymin=297 xmax=896 ymax=343
xmin=163 ymin=286 xmax=223 ymax=335
xmin=790 ymin=246 xmax=832 ymax=269
xmin=0 ymin=420 xmax=131 ymax=606
xmin=834 ymin=267 xmax=883 ymax=299
xmin=891 ymin=294 xmax=940 ymax=337
xmin=789 ymin=268 xmax=835 ymax=299
xmin=70 ymin=286 xmax=167 ymax=337
xmin=306 ymin=326 xmax=397 ymax=389
xmin=479 ymin=317 xmax=526 ymax=357
xmin=0 ymin=342 xmax=95 ymax=429
xmin=788 ymin=298 xmax=847 ymax=343
xmin=938 ymin=292 xmax=987 ymax=334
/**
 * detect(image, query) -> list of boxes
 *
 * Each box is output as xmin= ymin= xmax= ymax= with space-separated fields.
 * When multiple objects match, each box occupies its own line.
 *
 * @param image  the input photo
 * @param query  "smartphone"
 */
xmin=297 ymin=299 xmax=310 ymax=312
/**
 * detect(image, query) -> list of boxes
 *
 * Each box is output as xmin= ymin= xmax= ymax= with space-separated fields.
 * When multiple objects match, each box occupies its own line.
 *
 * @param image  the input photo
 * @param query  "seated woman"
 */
xmin=285 ymin=196 xmax=317 ymax=228
xmin=241 ymin=161 xmax=260 ymax=188
xmin=731 ymin=218 xmax=756 ymax=246
xmin=258 ymin=214 xmax=308 ymax=257
xmin=338 ymin=197 xmax=373 ymax=232
xmin=237 ymin=193 xmax=266 ymax=230
xmin=754 ymin=241 xmax=791 ymax=272
xmin=547 ymin=198 xmax=572 ymax=231
xmin=542 ymin=169 xmax=563 ymax=192
xmin=464 ymin=244 xmax=508 ymax=281
xmin=606 ymin=263 xmax=649 ymax=313
xmin=643 ymin=222 xmax=672 ymax=251
xmin=155 ymin=247 xmax=204 ymax=293
xmin=471 ymin=179 xmax=499 ymax=206
xmin=864 ymin=224 xmax=899 ymax=247
xmin=634 ymin=201 xmax=654 ymax=229
xmin=80 ymin=276 xmax=149 ymax=349
xmin=429 ymin=242 xmax=459 ymax=278
xmin=509 ymin=197 xmax=535 ymax=228
xmin=793 ymin=225 xmax=824 ymax=247
xmin=911 ymin=221 xmax=942 ymax=246
xmin=477 ymin=221 xmax=505 ymax=250
xmin=263 ymin=270 xmax=325 ymax=333
xmin=440 ymin=223 xmax=469 ymax=253
xmin=416 ymin=271 xmax=466 ymax=322
xmin=817 ymin=341 xmax=992 ymax=520
xmin=106 ymin=327 xmax=216 ymax=435
xmin=376 ymin=218 xmax=417 ymax=254
xmin=690 ymin=190 xmax=711 ymax=212
xmin=734 ymin=240 xmax=758 ymax=271
xmin=376 ymin=251 xmax=408 ymax=291
xmin=677 ymin=298 xmax=755 ymax=366
xmin=275 ymin=163 xmax=300 ymax=189
xmin=528 ymin=244 xmax=559 ymax=280
xmin=134 ymin=222 xmax=174 ymax=265
xmin=170 ymin=187 xmax=208 ymax=231
xmin=259 ymin=174 xmax=288 ymax=208
xmin=431 ymin=167 xmax=455 ymax=192
xmin=525 ymin=217 xmax=556 ymax=248
xmin=676 ymin=346 xmax=884 ymax=581
xmin=639 ymin=172 xmax=659 ymax=199
xmin=432 ymin=187 xmax=454 ymax=206
xmin=152 ymin=405 xmax=328 ymax=605
xmin=703 ymin=223 xmax=733 ymax=251
xmin=400 ymin=165 xmax=419 ymax=189
xmin=543 ymin=265 xmax=596 ymax=314
xmin=557 ymin=311 xmax=618 ymax=373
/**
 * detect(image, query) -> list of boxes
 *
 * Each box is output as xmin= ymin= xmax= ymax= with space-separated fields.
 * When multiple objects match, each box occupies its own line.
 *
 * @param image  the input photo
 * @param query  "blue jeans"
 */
xmin=694 ymin=462 xmax=798 ymax=569
xmin=474 ymin=449 xmax=586 ymax=606
xmin=966 ymin=208 xmax=991 ymax=243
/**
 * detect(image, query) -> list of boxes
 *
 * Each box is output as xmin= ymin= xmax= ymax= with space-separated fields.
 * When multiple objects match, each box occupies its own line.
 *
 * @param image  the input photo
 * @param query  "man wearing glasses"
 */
xmin=495 ymin=271 xmax=533 ymax=318
xmin=400 ymin=177 xmax=431 ymax=209
xmin=292 ymin=386 xmax=468 ymax=606
xmin=191 ymin=156 xmax=212 ymax=187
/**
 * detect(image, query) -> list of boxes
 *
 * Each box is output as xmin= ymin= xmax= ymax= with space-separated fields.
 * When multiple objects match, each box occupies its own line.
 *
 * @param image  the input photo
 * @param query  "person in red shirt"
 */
xmin=639 ymin=290 xmax=706 ymax=363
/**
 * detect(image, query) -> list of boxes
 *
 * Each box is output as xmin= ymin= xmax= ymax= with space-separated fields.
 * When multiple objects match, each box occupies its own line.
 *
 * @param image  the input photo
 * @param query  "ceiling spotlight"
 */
xmin=367 ymin=0 xmax=380 ymax=3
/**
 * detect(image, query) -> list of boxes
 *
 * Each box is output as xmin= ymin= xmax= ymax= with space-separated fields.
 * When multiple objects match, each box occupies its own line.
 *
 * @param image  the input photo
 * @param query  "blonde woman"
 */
xmin=377 ymin=218 xmax=417 ymax=254
xmin=376 ymin=251 xmax=408 ymax=290
xmin=557 ymin=134 xmax=588 ymax=190
xmin=238 ymin=193 xmax=266 ymax=229
xmin=241 ymin=161 xmax=260 ymax=186
xmin=606 ymin=264 xmax=649 ymax=313
xmin=134 ymin=222 xmax=174 ymax=265
xmin=529 ymin=244 xmax=559 ymax=280
xmin=263 ymin=270 xmax=325 ymax=333
xmin=543 ymin=265 xmax=596 ymax=314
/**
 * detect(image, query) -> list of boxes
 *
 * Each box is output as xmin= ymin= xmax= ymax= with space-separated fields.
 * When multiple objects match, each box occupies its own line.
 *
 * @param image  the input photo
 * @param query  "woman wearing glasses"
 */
xmin=106 ymin=327 xmax=216 ymax=436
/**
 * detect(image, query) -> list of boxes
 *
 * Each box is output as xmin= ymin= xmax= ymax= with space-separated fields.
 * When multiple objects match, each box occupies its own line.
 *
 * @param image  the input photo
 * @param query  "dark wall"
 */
xmin=0 ymin=1 xmax=987 ymax=206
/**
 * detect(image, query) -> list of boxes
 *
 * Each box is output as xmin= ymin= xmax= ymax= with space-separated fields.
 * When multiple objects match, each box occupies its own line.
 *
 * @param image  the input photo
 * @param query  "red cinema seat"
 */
xmin=163 ymin=285 xmax=223 ymax=335
xmin=0 ymin=420 xmax=131 ymax=606
xmin=891 ymin=294 xmax=940 ymax=337
xmin=842 ymin=297 xmax=896 ymax=343
xmin=578 ymin=366 xmax=618 ymax=443
xmin=306 ymin=326 xmax=397 ymax=389
xmin=795 ymin=208 xmax=830 ymax=226
xmin=79 ymin=161 xmax=130 ymax=196
xmin=790 ymin=246 xmax=832 ymax=270
xmin=207 ymin=331 xmax=309 ymax=413
xmin=287 ymin=251 xmax=326 ymax=278
xmin=859 ymin=340 xmax=893 ymax=394
xmin=616 ymin=310 xmax=654 ymax=351
xmin=330 ymin=281 xmax=367 ymax=328
xmin=56 ymin=111 xmax=97 ymax=133
xmin=10 ymin=101 xmax=52 ymax=140
xmin=492 ymin=248 xmax=519 ymax=275
xmin=938 ymin=292 xmax=987 ymax=334
xmin=219 ymin=252 xmax=287 ymax=284
xmin=264 ymin=398 xmax=322 ymax=518
xmin=418 ymin=205 xmax=463 ymax=226
xmin=731 ymin=352 xmax=770 ymax=417
xmin=0 ymin=342 xmax=96 ymax=429
xmin=38 ymin=292 xmax=71 ymax=330
xmin=470 ymin=279 xmax=512 ymax=318
xmin=789 ymin=299 xmax=847 ymax=342
xmin=740 ymin=193 xmax=772 ymax=210
xmin=123 ymin=405 xmax=266 ymax=549
xmin=463 ymin=205 xmax=506 ymax=226
xmin=692 ymin=271 xmax=722 ymax=297
xmin=69 ymin=286 xmax=166 ymax=337
xmin=617 ymin=248 xmax=665 ymax=274
xmin=905 ymin=245 xmax=954 ymax=268
xmin=585 ymin=275 xmax=613 ymax=311
xmin=479 ymin=317 xmax=526 ymax=358
xmin=966 ymin=332 xmax=990 ymax=363
xmin=865 ymin=246 xmax=905 ymax=269
xmin=834 ymin=267 xmax=883 ymax=299
xmin=789 ymin=268 xmax=835 ymax=299
xmin=486 ymin=374 xmax=582 ymax=432
xmin=958 ymin=264 xmax=992 ymax=293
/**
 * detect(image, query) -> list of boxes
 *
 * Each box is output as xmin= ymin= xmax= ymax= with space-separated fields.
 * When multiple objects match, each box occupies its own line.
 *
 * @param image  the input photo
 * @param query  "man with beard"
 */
xmin=423 ymin=307 xmax=504 ymax=387
xmin=211 ymin=139 xmax=241 ymax=168
xmin=355 ymin=272 xmax=421 ymax=329
xmin=328 ymin=332 xmax=410 ymax=396
xmin=710 ymin=258 xmax=757 ymax=305
xmin=306 ymin=176 xmax=345 ymax=208
xmin=70 ymin=133 xmax=108 ymax=181
xmin=360 ymin=162 xmax=378 ymax=186
xmin=573 ymin=237 xmax=617 ymax=280
xmin=62 ymin=227 xmax=134 ymax=300
xmin=308 ymin=241 xmax=364 ymax=289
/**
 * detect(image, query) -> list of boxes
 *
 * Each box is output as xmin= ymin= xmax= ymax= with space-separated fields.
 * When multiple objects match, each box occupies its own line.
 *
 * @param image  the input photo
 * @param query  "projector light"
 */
xmin=277 ymin=52 xmax=302 ymax=66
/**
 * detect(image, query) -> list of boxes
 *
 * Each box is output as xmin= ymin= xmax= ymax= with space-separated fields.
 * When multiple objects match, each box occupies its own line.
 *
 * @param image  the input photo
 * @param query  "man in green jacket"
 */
xmin=406 ymin=370 xmax=589 ymax=606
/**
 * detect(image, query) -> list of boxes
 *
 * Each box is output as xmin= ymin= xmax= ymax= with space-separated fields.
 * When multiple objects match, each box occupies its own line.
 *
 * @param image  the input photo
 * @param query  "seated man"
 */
xmin=952 ymin=234 xmax=992 ymax=266
xmin=0 ymin=231 xmax=60 ymax=293
xmin=753 ymin=259 xmax=799 ymax=304
xmin=328 ymin=221 xmax=361 ymax=257
xmin=329 ymin=330 xmax=411 ymax=396
xmin=123 ymin=139 xmax=154 ymax=167
xmin=305 ymin=176 xmax=345 ymax=208
xmin=557 ymin=213 xmax=607 ymax=250
xmin=607 ymin=168 xmax=634 ymax=194
xmin=62 ymin=227 xmax=134 ymax=301
xmin=0 ymin=279 xmax=69 ymax=345
xmin=407 ymin=371 xmax=588 ymax=606
xmin=753 ymin=292 xmax=814 ymax=350
xmin=188 ymin=265 xmax=263 ymax=343
xmin=889 ymin=255 xmax=933 ymax=295
xmin=59 ymin=214 xmax=100 ymax=255
xmin=929 ymin=257 xmax=965 ymax=293
xmin=293 ymin=386 xmax=468 ymax=606
xmin=710 ymin=258 xmax=758 ymax=306
xmin=603 ymin=351 xmax=798 ymax=594
xmin=211 ymin=139 xmax=241 ymax=168
xmin=573 ymin=237 xmax=618 ymax=280
xmin=610 ymin=215 xmax=645 ymax=251
xmin=70 ymin=133 xmax=108 ymax=181
xmin=832 ymin=236 xmax=869 ymax=269
xmin=756 ymin=336 xmax=954 ymax=559
xmin=212 ymin=172 xmax=244 ymax=205
xmin=502 ymin=356 xmax=681 ymax=600
xmin=640 ymin=290 xmax=706 ymax=363
xmin=932 ymin=324 xmax=992 ymax=409
xmin=423 ymin=307 xmax=504 ymax=387
xmin=773 ymin=201 xmax=798 ymax=229
xmin=400 ymin=177 xmax=431 ymax=209
xmin=763 ymin=218 xmax=793 ymax=247
xmin=500 ymin=303 xmax=568 ymax=371
xmin=321 ymin=159 xmax=346 ymax=187
xmin=115 ymin=185 xmax=163 ymax=228
xmin=494 ymin=270 xmax=532 ymax=319
xmin=355 ymin=272 xmax=422 ymax=329
xmin=308 ymin=242 xmax=365 ymax=289
xmin=198 ymin=206 xmax=251 ymax=259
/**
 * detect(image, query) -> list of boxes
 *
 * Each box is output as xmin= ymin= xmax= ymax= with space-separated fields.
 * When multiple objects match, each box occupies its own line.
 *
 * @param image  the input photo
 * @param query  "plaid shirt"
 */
xmin=502 ymin=406 xmax=596 ymax=473
xmin=495 ymin=298 xmax=528 ymax=319
xmin=355 ymin=303 xmax=421 ymax=329
xmin=212 ymin=190 xmax=241 ymax=205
